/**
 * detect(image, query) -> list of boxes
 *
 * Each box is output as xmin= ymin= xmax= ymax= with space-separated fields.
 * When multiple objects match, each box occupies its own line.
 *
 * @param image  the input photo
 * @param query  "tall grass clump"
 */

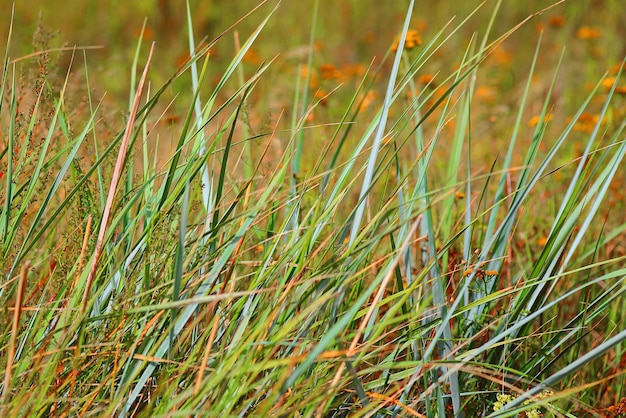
xmin=1 ymin=1 xmax=625 ymax=416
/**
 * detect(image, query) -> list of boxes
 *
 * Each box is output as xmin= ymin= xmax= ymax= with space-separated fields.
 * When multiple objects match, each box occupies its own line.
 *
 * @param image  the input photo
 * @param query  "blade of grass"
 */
xmin=83 ymin=42 xmax=155 ymax=309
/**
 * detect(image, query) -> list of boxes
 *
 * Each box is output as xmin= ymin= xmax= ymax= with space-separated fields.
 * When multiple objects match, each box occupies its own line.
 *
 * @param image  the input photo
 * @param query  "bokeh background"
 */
xmin=2 ymin=0 xmax=624 ymax=99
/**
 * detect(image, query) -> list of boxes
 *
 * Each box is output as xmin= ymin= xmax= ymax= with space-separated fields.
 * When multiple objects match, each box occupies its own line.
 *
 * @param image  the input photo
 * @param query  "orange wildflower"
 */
xmin=528 ymin=114 xmax=554 ymax=127
xmin=134 ymin=25 xmax=154 ymax=39
xmin=382 ymin=135 xmax=395 ymax=146
xmin=601 ymin=76 xmax=626 ymax=94
xmin=418 ymin=74 xmax=436 ymax=85
xmin=314 ymin=89 xmax=329 ymax=106
xmin=602 ymin=76 xmax=617 ymax=89
xmin=243 ymin=48 xmax=262 ymax=65
xmin=576 ymin=26 xmax=601 ymax=40
xmin=609 ymin=63 xmax=624 ymax=75
xmin=475 ymin=86 xmax=496 ymax=103
xmin=570 ymin=112 xmax=603 ymax=133
xmin=488 ymin=45 xmax=513 ymax=67
xmin=535 ymin=22 xmax=545 ymax=34
xmin=549 ymin=15 xmax=565 ymax=28
xmin=391 ymin=29 xmax=422 ymax=52
xmin=341 ymin=63 xmax=367 ymax=78
xmin=318 ymin=64 xmax=342 ymax=80
xmin=357 ymin=90 xmax=378 ymax=111
xmin=301 ymin=67 xmax=319 ymax=90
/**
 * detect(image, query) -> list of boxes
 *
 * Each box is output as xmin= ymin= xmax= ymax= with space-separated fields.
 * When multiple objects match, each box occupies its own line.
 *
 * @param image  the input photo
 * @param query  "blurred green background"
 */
xmin=1 ymin=0 xmax=624 ymax=128
xmin=3 ymin=1 xmax=623 ymax=77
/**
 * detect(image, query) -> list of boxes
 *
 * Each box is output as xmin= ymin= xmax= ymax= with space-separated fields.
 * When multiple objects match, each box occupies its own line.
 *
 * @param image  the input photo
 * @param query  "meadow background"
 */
xmin=0 ymin=0 xmax=625 ymax=416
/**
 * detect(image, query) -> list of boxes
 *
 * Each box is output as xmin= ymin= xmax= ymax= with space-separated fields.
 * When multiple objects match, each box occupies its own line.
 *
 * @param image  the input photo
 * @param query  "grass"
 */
xmin=1 ymin=0 xmax=626 ymax=416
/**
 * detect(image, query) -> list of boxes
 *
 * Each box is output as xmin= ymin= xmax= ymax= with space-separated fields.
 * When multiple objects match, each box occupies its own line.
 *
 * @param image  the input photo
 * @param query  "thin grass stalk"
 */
xmin=0 ymin=9 xmax=14 ymax=244
xmin=348 ymin=0 xmax=415 ymax=247
xmin=81 ymin=51 xmax=107 ymax=210
xmin=1 ymin=262 xmax=28 ymax=403
xmin=185 ymin=0 xmax=214 ymax=257
xmin=233 ymin=31 xmax=254 ymax=179
xmin=83 ymin=42 xmax=155 ymax=309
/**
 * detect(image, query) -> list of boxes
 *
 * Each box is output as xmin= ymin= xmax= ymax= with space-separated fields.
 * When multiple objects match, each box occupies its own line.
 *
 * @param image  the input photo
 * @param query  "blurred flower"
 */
xmin=318 ymin=64 xmax=342 ymax=80
xmin=418 ymin=74 xmax=436 ymax=85
xmin=341 ymin=63 xmax=367 ymax=78
xmin=488 ymin=45 xmax=513 ymax=67
xmin=243 ymin=48 xmax=262 ymax=65
xmin=549 ymin=15 xmax=566 ymax=28
xmin=382 ymin=135 xmax=395 ymax=146
xmin=601 ymin=75 xmax=626 ymax=94
xmin=391 ymin=29 xmax=422 ymax=52
xmin=576 ymin=26 xmax=601 ymax=40
xmin=301 ymin=67 xmax=319 ymax=90
xmin=314 ymin=89 xmax=329 ymax=106
xmin=570 ymin=112 xmax=604 ymax=132
xmin=428 ymin=85 xmax=449 ymax=105
xmin=609 ymin=62 xmax=624 ymax=74
xmin=535 ymin=22 xmax=545 ymax=33
xmin=134 ymin=25 xmax=154 ymax=39
xmin=475 ymin=86 xmax=496 ymax=103
xmin=528 ymin=114 xmax=553 ymax=127
xmin=357 ymin=90 xmax=378 ymax=111
xmin=602 ymin=76 xmax=617 ymax=89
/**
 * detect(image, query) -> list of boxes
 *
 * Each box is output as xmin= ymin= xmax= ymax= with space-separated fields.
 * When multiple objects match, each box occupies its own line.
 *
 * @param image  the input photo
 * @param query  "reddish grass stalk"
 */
xmin=2 ymin=262 xmax=29 ymax=402
xmin=82 ymin=42 xmax=156 ymax=312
